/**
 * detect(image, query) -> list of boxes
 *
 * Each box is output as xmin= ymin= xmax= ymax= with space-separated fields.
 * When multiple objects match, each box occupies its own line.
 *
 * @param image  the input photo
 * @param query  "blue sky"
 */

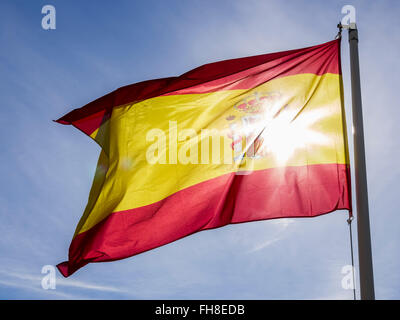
xmin=0 ymin=0 xmax=399 ymax=299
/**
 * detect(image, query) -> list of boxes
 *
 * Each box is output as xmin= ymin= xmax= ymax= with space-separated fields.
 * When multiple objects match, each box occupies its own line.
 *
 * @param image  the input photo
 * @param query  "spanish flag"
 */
xmin=56 ymin=39 xmax=351 ymax=277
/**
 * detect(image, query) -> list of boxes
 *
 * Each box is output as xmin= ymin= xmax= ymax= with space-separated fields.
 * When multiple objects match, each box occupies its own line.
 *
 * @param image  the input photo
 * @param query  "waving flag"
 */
xmin=56 ymin=39 xmax=351 ymax=277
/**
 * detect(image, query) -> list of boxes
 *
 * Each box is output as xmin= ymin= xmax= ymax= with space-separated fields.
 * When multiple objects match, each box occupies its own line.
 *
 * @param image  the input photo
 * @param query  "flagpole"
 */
xmin=346 ymin=24 xmax=375 ymax=300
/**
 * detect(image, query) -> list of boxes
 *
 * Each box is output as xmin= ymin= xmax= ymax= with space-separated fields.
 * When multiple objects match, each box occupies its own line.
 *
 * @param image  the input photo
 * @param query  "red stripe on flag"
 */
xmin=57 ymin=162 xmax=350 ymax=277
xmin=56 ymin=40 xmax=340 ymax=135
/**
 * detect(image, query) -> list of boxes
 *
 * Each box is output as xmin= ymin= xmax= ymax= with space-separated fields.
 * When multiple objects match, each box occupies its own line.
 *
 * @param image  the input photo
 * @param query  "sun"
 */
xmin=240 ymin=99 xmax=333 ymax=166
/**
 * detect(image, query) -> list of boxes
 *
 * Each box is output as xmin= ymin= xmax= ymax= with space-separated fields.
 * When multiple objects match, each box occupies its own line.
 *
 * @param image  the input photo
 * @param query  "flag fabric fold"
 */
xmin=56 ymin=39 xmax=351 ymax=277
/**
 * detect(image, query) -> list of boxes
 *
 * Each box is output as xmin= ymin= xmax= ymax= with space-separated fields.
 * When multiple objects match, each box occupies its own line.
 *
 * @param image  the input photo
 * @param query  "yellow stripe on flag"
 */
xmin=75 ymin=72 xmax=348 ymax=235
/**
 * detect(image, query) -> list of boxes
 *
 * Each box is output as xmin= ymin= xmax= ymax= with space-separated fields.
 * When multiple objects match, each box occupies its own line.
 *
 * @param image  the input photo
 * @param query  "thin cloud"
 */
xmin=248 ymin=236 xmax=282 ymax=253
xmin=248 ymin=219 xmax=294 ymax=253
xmin=0 ymin=269 xmax=127 ymax=294
xmin=0 ymin=279 xmax=79 ymax=299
